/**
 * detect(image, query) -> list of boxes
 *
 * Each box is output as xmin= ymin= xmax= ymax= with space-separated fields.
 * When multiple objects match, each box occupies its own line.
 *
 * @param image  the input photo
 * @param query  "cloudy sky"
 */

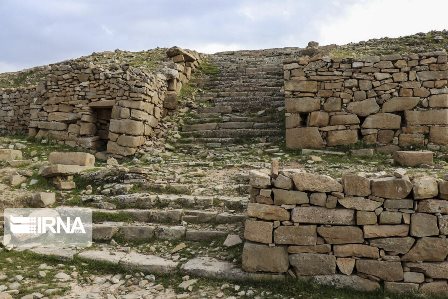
xmin=1 ymin=0 xmax=447 ymax=72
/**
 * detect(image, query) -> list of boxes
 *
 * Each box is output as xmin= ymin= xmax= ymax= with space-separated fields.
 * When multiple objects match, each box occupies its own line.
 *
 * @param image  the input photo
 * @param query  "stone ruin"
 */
xmin=284 ymin=51 xmax=448 ymax=150
xmin=243 ymin=166 xmax=448 ymax=294
xmin=0 ymin=47 xmax=201 ymax=157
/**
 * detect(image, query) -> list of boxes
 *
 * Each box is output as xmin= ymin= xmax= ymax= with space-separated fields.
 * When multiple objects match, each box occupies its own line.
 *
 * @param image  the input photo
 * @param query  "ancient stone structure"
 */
xmin=284 ymin=51 xmax=448 ymax=150
xmin=243 ymin=168 xmax=448 ymax=295
xmin=0 ymin=47 xmax=201 ymax=156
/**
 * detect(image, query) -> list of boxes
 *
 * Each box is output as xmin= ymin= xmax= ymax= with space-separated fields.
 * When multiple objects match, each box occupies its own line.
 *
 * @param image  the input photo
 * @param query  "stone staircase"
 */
xmin=180 ymin=48 xmax=302 ymax=147
xmin=81 ymin=193 xmax=248 ymax=243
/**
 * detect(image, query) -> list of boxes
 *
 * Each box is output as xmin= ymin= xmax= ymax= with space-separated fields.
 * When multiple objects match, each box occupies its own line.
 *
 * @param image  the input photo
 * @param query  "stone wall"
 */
xmin=0 ymin=47 xmax=201 ymax=156
xmin=0 ymin=86 xmax=40 ymax=135
xmin=242 ymin=167 xmax=448 ymax=295
xmin=284 ymin=51 xmax=448 ymax=150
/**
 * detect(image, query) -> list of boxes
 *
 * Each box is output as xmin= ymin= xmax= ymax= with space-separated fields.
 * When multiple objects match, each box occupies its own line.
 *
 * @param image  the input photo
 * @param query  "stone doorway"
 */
xmin=91 ymin=107 xmax=112 ymax=151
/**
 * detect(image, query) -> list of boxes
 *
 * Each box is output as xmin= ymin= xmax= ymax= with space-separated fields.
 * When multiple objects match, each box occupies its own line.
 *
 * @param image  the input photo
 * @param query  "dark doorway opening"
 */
xmin=91 ymin=107 xmax=112 ymax=151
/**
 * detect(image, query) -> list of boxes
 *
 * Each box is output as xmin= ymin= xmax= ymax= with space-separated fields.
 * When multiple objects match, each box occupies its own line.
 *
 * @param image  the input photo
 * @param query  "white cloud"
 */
xmin=194 ymin=43 xmax=244 ymax=54
xmin=0 ymin=61 xmax=21 ymax=73
xmin=317 ymin=0 xmax=448 ymax=45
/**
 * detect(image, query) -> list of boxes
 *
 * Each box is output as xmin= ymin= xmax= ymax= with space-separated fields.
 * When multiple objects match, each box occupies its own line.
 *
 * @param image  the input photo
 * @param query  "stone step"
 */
xmin=81 ymin=193 xmax=248 ymax=211
xmin=27 ymin=247 xmax=285 ymax=281
xmin=181 ymin=128 xmax=282 ymax=138
xmin=182 ymin=122 xmax=282 ymax=132
xmin=91 ymin=208 xmax=246 ymax=225
xmin=92 ymin=222 xmax=237 ymax=242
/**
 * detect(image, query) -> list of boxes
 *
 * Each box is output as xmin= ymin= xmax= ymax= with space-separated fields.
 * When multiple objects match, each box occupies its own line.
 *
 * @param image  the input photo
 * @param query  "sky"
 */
xmin=0 ymin=0 xmax=447 ymax=72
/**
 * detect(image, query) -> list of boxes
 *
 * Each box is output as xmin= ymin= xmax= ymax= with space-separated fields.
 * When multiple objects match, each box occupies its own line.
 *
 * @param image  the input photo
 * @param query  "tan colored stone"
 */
xmin=285 ymin=98 xmax=320 ymax=113
xmin=327 ymin=130 xmax=358 ymax=146
xmin=31 ymin=192 xmax=56 ymax=208
xmin=347 ymin=99 xmax=380 ymax=117
xmin=399 ymin=133 xmax=425 ymax=147
xmin=285 ymin=80 xmax=318 ymax=92
xmin=334 ymin=244 xmax=379 ymax=258
xmin=382 ymin=97 xmax=420 ymax=112
xmin=249 ymin=170 xmax=271 ymax=188
xmin=292 ymin=207 xmax=355 ymax=225
xmin=402 ymin=237 xmax=448 ymax=262
xmin=329 ymin=114 xmax=360 ymax=125
xmin=393 ymin=151 xmax=434 ymax=167
xmin=420 ymin=281 xmax=448 ymax=295
xmin=371 ymin=177 xmax=412 ymax=199
xmin=342 ymin=174 xmax=371 ymax=196
xmin=246 ymin=203 xmax=289 ymax=221
xmin=317 ymin=226 xmax=363 ymax=244
xmin=429 ymin=94 xmax=448 ymax=108
xmin=286 ymin=127 xmax=325 ymax=149
xmin=379 ymin=211 xmax=402 ymax=224
xmin=0 ymin=149 xmax=22 ymax=161
xmin=292 ymin=172 xmax=342 ymax=193
xmin=362 ymin=113 xmax=401 ymax=129
xmin=338 ymin=197 xmax=382 ymax=211
xmin=430 ymin=127 xmax=448 ymax=145
xmin=356 ymin=260 xmax=403 ymax=281
xmin=40 ymin=164 xmax=91 ymax=177
xmin=274 ymin=225 xmax=317 ymax=245
xmin=418 ymin=199 xmax=448 ymax=213
xmin=308 ymin=111 xmax=329 ymax=127
xmin=311 ymin=275 xmax=380 ymax=292
xmin=440 ymin=181 xmax=448 ymax=200
xmin=242 ymin=242 xmax=289 ymax=273
xmin=403 ymin=271 xmax=425 ymax=283
xmin=384 ymin=282 xmax=419 ymax=294
xmin=356 ymin=211 xmax=377 ymax=225
xmin=48 ymin=152 xmax=95 ymax=166
xmin=413 ymin=177 xmax=439 ymax=199
xmin=417 ymin=70 xmax=448 ymax=81
xmin=407 ymin=262 xmax=448 ymax=279
xmin=369 ymin=237 xmax=415 ymax=254
xmin=107 ymin=141 xmax=137 ymax=156
xmin=273 ymin=174 xmax=293 ymax=190
xmin=405 ymin=110 xmax=448 ymax=125
xmin=117 ymin=135 xmax=145 ymax=147
xmin=289 ymin=253 xmax=336 ymax=276
xmin=336 ymin=258 xmax=355 ymax=275
xmin=244 ymin=220 xmax=273 ymax=244
xmin=273 ymin=189 xmax=309 ymax=205
xmin=363 ymin=225 xmax=409 ymax=238
xmin=287 ymin=244 xmax=331 ymax=254
xmin=109 ymin=119 xmax=145 ymax=135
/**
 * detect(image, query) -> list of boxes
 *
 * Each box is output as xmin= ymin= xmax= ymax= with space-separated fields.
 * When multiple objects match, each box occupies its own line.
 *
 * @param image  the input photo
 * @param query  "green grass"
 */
xmin=198 ymin=60 xmax=220 ymax=77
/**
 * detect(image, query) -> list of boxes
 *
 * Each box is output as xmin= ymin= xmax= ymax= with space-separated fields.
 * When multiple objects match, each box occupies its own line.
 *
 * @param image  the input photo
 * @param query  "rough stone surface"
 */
xmin=292 ymin=173 xmax=343 ymax=193
xmin=317 ymin=226 xmax=363 ymax=244
xmin=289 ymin=253 xmax=336 ymax=276
xmin=356 ymin=260 xmax=403 ymax=281
xmin=292 ymin=207 xmax=355 ymax=225
xmin=242 ymin=242 xmax=289 ymax=273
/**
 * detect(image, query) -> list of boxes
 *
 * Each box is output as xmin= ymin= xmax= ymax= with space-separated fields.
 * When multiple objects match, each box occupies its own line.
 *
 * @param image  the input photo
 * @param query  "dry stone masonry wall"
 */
xmin=243 ymin=168 xmax=448 ymax=295
xmin=0 ymin=47 xmax=200 ymax=156
xmin=284 ymin=51 xmax=448 ymax=150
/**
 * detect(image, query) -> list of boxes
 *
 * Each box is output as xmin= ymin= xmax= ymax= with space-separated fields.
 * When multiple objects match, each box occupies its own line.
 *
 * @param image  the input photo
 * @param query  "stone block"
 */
xmin=317 ymin=226 xmax=363 ymax=244
xmin=362 ymin=113 xmax=401 ymax=129
xmin=369 ymin=237 xmax=415 ymax=254
xmin=418 ymin=199 xmax=448 ymax=213
xmin=246 ymin=203 xmax=290 ymax=221
xmin=48 ymin=152 xmax=95 ymax=166
xmin=242 ymin=242 xmax=289 ymax=273
xmin=310 ymin=275 xmax=380 ymax=292
xmin=107 ymin=141 xmax=137 ymax=156
xmin=0 ymin=149 xmax=22 ymax=161
xmin=244 ymin=220 xmax=273 ymax=244
xmin=402 ymin=237 xmax=448 ymax=262
xmin=342 ymin=174 xmax=371 ymax=196
xmin=338 ymin=197 xmax=382 ymax=211
xmin=429 ymin=94 xmax=448 ymax=108
xmin=327 ymin=130 xmax=358 ymax=146
xmin=292 ymin=172 xmax=342 ymax=192
xmin=336 ymin=258 xmax=355 ymax=275
xmin=289 ymin=253 xmax=336 ymax=276
xmin=109 ymin=119 xmax=145 ymax=135
xmin=273 ymin=174 xmax=293 ymax=190
xmin=430 ymin=127 xmax=448 ymax=145
xmin=40 ymin=164 xmax=92 ymax=177
xmin=117 ymin=135 xmax=145 ymax=147
xmin=329 ymin=114 xmax=360 ymax=125
xmin=393 ymin=151 xmax=433 ymax=167
xmin=334 ymin=244 xmax=379 ymax=259
xmin=286 ymin=127 xmax=325 ymax=149
xmin=371 ymin=177 xmax=413 ymax=199
xmin=274 ymin=225 xmax=317 ymax=245
xmin=356 ymin=260 xmax=403 ymax=281
xmin=405 ymin=110 xmax=448 ymax=125
xmin=285 ymin=80 xmax=318 ymax=92
xmin=287 ymin=244 xmax=331 ymax=254
xmin=379 ymin=211 xmax=402 ymax=224
xmin=384 ymin=282 xmax=419 ymax=294
xmin=420 ymin=281 xmax=448 ymax=295
xmin=382 ymin=97 xmax=420 ymax=112
xmin=357 ymin=211 xmax=377 ymax=225
xmin=363 ymin=225 xmax=409 ymax=238
xmin=31 ymin=192 xmax=56 ymax=208
xmin=273 ymin=188 xmax=309 ymax=205
xmin=308 ymin=111 xmax=329 ymax=127
xmin=285 ymin=98 xmax=320 ymax=113
xmin=440 ymin=181 xmax=448 ymax=200
xmin=292 ymin=207 xmax=355 ymax=225
xmin=413 ymin=177 xmax=439 ymax=199
xmin=249 ymin=170 xmax=271 ymax=188
xmin=347 ymin=99 xmax=380 ymax=117
xmin=406 ymin=262 xmax=448 ymax=279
